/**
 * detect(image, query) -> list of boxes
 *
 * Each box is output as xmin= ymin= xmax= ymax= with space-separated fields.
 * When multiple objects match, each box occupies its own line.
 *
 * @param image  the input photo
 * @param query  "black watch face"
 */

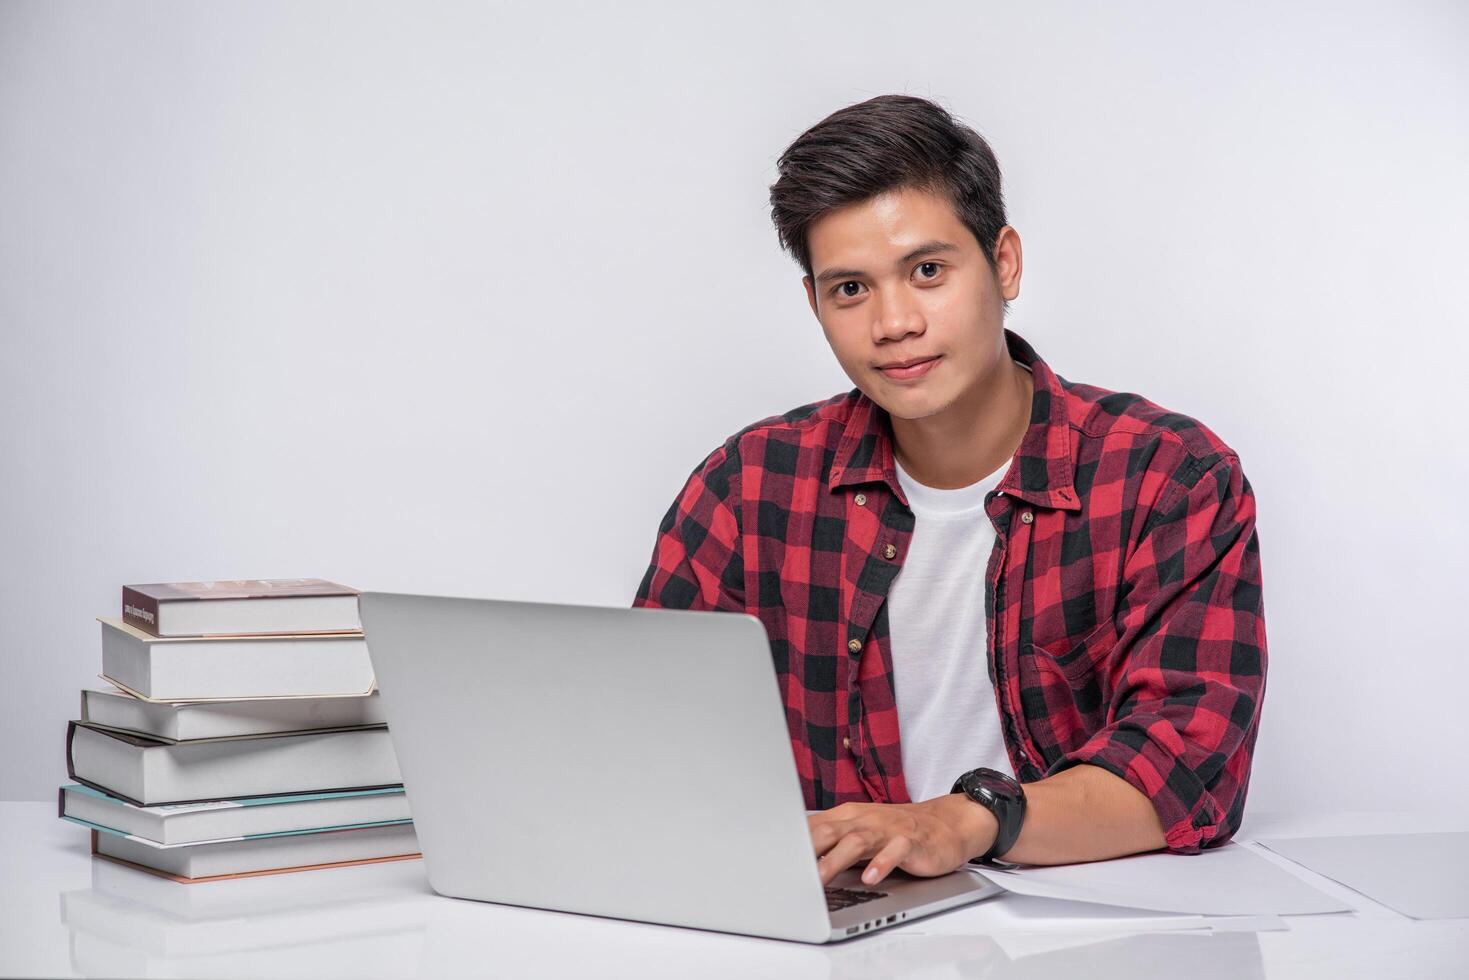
xmin=969 ymin=770 xmax=1023 ymax=803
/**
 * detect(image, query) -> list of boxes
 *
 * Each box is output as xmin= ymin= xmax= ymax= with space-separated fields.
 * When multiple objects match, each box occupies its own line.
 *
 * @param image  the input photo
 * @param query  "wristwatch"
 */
xmin=951 ymin=767 xmax=1028 ymax=867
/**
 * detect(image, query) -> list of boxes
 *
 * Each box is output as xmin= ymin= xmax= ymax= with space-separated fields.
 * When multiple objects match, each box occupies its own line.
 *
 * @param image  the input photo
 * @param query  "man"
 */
xmin=632 ymin=95 xmax=1267 ymax=889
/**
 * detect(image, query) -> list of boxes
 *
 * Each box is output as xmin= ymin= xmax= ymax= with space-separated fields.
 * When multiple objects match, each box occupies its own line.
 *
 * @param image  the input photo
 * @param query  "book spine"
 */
xmin=65 ymin=721 xmax=77 ymax=778
xmin=64 ymin=720 xmax=81 ymax=787
xmin=122 ymin=587 xmax=162 ymax=636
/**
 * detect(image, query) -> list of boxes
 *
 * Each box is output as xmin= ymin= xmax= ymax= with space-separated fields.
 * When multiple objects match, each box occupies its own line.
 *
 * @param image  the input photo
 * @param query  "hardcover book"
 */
xmin=98 ymin=618 xmax=374 ymax=701
xmin=88 ymin=823 xmax=421 ymax=882
xmin=80 ymin=688 xmax=386 ymax=742
xmin=59 ymin=783 xmax=411 ymax=846
xmin=65 ymin=722 xmax=402 ymax=807
xmin=122 ymin=579 xmax=361 ymax=637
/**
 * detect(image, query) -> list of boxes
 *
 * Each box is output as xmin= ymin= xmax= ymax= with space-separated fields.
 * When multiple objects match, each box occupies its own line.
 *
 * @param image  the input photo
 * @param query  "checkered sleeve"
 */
xmin=1046 ymin=453 xmax=1267 ymax=854
xmin=632 ymin=440 xmax=747 ymax=612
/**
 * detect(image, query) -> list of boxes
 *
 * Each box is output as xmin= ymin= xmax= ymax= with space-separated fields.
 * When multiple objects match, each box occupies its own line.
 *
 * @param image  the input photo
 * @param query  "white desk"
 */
xmin=2 ymin=803 xmax=1464 ymax=979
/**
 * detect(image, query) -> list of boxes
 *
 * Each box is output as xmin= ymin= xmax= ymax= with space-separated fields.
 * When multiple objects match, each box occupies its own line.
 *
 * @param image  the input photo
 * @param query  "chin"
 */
xmin=870 ymin=388 xmax=947 ymax=422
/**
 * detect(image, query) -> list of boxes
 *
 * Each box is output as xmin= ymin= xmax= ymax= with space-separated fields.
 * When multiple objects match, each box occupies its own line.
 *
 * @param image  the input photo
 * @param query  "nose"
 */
xmin=871 ymin=291 xmax=925 ymax=345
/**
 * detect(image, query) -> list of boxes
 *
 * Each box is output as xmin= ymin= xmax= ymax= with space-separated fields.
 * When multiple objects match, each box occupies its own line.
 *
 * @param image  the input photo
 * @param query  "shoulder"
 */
xmin=1053 ymin=372 xmax=1255 ymax=526
xmin=687 ymin=389 xmax=861 ymax=485
xmin=729 ymin=388 xmax=860 ymax=443
xmin=1059 ymin=373 xmax=1242 ymax=474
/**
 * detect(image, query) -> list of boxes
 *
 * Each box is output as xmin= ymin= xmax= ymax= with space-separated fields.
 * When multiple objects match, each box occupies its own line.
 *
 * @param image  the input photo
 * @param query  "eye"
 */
xmin=916 ymin=261 xmax=943 ymax=280
xmin=834 ymin=281 xmax=865 ymax=298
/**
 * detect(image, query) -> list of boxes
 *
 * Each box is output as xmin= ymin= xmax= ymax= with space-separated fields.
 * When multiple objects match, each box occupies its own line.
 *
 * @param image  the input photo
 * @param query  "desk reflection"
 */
xmin=59 ymin=858 xmax=1266 ymax=980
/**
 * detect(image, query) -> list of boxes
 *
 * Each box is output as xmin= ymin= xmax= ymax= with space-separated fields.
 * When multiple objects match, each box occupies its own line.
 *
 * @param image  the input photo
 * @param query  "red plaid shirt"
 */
xmin=633 ymin=328 xmax=1267 ymax=854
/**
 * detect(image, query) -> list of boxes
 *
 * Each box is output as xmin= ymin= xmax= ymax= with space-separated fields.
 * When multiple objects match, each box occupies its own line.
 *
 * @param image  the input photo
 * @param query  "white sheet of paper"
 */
xmin=1256 ymin=831 xmax=1469 ymax=920
xmin=970 ymin=842 xmax=1353 ymax=916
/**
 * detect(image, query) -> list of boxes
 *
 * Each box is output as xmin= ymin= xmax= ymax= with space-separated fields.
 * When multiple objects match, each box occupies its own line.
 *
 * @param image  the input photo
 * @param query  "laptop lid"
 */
xmin=359 ymin=591 xmax=835 ymax=943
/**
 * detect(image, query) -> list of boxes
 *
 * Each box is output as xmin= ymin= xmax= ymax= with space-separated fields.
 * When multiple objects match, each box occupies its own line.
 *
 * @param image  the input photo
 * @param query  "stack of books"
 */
xmin=58 ymin=579 xmax=420 ymax=882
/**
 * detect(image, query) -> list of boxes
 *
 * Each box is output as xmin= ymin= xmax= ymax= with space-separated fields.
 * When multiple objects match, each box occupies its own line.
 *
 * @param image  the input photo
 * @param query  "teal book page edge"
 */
xmin=60 ymin=813 xmax=413 ymax=846
xmin=61 ymin=783 xmax=406 ymax=809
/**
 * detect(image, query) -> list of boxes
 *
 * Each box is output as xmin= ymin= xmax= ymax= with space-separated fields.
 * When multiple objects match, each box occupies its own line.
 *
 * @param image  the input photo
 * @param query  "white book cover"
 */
xmin=80 ymin=687 xmax=386 ymax=741
xmin=98 ymin=618 xmax=375 ymax=700
xmin=92 ymin=822 xmax=421 ymax=881
xmin=66 ymin=723 xmax=403 ymax=806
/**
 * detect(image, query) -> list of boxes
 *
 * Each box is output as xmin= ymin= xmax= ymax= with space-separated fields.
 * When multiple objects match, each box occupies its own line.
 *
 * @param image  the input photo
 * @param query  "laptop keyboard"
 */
xmin=826 ymin=886 xmax=889 ymax=912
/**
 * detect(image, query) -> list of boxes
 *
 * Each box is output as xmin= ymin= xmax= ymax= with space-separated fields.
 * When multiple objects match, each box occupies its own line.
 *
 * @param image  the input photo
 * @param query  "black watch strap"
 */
xmin=951 ymin=767 xmax=1027 ymax=865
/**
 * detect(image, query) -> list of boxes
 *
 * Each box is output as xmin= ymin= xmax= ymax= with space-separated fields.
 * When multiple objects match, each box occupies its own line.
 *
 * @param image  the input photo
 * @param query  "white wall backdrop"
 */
xmin=2 ymin=1 xmax=1465 ymax=811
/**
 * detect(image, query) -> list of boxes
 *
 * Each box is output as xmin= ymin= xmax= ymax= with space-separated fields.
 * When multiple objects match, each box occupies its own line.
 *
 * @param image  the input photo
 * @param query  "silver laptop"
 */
xmin=358 ymin=591 xmax=1001 ymax=943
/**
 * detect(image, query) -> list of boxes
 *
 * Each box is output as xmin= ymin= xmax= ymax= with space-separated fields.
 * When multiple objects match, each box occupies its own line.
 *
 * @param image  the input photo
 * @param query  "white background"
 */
xmin=2 ymin=1 xmax=1465 ymax=812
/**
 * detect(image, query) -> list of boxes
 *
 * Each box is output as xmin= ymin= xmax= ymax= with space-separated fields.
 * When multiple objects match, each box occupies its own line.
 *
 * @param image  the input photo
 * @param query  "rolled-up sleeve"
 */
xmin=1046 ymin=453 xmax=1268 ymax=854
xmin=632 ymin=441 xmax=746 ymax=613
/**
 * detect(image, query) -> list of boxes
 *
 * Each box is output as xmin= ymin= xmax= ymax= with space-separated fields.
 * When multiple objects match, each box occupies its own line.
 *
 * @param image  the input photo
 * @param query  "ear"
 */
xmin=802 ymin=275 xmax=819 ymax=318
xmin=993 ymin=226 xmax=1023 ymax=302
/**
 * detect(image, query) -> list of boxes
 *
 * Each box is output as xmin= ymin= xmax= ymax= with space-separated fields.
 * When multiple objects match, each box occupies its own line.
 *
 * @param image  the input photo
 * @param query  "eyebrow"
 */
xmin=813 ymin=240 xmax=961 ymax=285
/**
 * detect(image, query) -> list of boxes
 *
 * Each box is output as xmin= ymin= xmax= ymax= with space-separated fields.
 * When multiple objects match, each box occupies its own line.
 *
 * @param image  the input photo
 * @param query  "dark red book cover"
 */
xmin=121 ymin=579 xmax=359 ymax=635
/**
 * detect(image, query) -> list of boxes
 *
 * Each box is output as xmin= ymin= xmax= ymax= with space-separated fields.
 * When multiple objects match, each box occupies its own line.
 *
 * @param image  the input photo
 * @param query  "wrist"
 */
xmin=935 ymin=791 xmax=998 ymax=861
xmin=951 ymin=768 xmax=1029 ymax=863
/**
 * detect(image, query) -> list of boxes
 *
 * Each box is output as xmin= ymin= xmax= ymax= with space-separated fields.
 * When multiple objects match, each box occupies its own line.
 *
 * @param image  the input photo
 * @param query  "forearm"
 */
xmin=952 ymin=763 xmax=1167 ymax=866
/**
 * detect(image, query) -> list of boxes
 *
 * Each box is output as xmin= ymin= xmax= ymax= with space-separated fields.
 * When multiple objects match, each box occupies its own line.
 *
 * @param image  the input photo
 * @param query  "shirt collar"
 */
xmin=827 ymin=327 xmax=1081 ymax=512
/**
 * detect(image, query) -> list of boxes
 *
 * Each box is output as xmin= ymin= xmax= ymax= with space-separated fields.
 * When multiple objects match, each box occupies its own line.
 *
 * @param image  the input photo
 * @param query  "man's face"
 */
xmin=802 ymin=185 xmax=1021 ymax=422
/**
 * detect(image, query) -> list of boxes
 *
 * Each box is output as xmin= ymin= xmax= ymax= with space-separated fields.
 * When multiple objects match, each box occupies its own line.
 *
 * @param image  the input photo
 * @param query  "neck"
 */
xmin=889 ymin=355 xmax=1034 ymax=490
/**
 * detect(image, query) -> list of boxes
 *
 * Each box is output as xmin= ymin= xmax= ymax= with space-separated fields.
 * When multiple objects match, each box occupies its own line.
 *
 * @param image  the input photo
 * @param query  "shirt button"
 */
xmin=883 ymin=543 xmax=897 ymax=559
xmin=843 ymin=736 xmax=851 ymax=751
xmin=1020 ymin=510 xmax=1034 ymax=524
xmin=854 ymin=493 xmax=867 ymax=507
xmin=847 ymin=638 xmax=862 ymax=653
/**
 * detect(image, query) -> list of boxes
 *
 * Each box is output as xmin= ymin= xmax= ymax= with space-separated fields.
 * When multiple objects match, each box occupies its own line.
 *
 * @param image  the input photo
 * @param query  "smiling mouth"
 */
xmin=876 ymin=355 xmax=941 ymax=381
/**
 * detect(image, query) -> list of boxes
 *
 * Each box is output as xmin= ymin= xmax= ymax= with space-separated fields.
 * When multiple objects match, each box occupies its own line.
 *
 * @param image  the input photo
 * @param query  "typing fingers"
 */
xmin=816 ymin=827 xmax=877 ymax=887
xmin=809 ymin=816 xmax=856 ymax=857
xmin=858 ymin=835 xmax=913 ymax=886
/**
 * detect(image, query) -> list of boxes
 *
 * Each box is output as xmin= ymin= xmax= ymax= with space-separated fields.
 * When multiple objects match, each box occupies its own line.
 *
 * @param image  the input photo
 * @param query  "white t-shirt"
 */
xmin=888 ymin=452 xmax=1016 ymax=802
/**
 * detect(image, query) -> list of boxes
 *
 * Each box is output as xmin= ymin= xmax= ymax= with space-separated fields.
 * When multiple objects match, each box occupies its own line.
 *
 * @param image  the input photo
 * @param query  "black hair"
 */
xmin=769 ymin=94 xmax=1010 ymax=313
